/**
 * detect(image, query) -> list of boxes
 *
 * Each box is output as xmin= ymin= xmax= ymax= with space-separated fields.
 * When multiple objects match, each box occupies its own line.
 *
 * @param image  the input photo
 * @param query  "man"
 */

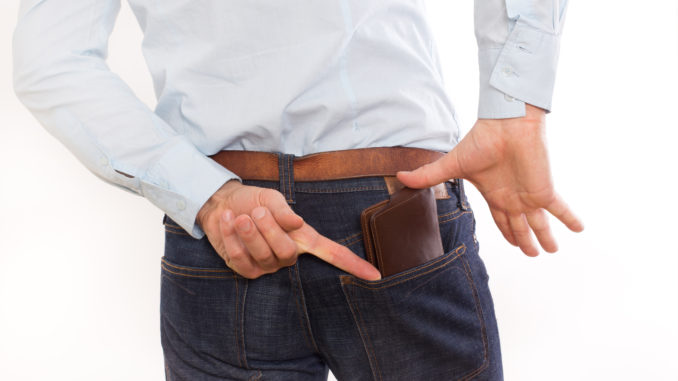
xmin=13 ymin=0 xmax=581 ymax=379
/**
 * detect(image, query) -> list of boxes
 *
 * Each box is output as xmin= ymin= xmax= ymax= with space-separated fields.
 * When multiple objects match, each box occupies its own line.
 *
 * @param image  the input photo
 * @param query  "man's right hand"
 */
xmin=196 ymin=180 xmax=382 ymax=281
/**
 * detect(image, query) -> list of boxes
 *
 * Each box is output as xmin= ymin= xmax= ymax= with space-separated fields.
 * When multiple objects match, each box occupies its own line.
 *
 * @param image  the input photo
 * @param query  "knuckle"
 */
xmin=227 ymin=247 xmax=247 ymax=261
xmin=260 ymin=188 xmax=285 ymax=205
xmin=253 ymin=252 xmax=277 ymax=268
xmin=513 ymin=226 xmax=529 ymax=234
xmin=276 ymin=247 xmax=297 ymax=265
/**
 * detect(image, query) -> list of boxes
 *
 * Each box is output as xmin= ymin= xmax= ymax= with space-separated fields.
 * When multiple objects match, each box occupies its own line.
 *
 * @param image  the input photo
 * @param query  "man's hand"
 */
xmin=197 ymin=180 xmax=382 ymax=280
xmin=397 ymin=104 xmax=583 ymax=256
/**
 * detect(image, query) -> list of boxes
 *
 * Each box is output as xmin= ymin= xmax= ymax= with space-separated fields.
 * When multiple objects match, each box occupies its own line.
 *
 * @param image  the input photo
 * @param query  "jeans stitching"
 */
xmin=343 ymin=236 xmax=362 ymax=248
xmin=161 ymin=258 xmax=234 ymax=273
xmin=344 ymin=244 xmax=466 ymax=289
xmin=288 ymin=267 xmax=319 ymax=353
xmin=436 ymin=208 xmax=461 ymax=219
xmin=164 ymin=361 xmax=171 ymax=381
xmin=355 ymin=291 xmax=383 ymax=381
xmin=293 ymin=264 xmax=321 ymax=354
xmin=439 ymin=210 xmax=472 ymax=224
xmin=161 ymin=265 xmax=232 ymax=279
xmin=458 ymin=255 xmax=490 ymax=380
xmin=335 ymin=231 xmax=362 ymax=245
xmin=341 ymin=244 xmax=487 ymax=380
xmin=161 ymin=274 xmax=197 ymax=296
xmin=164 ymin=223 xmax=191 ymax=236
xmin=164 ymin=228 xmax=191 ymax=236
xmin=295 ymin=186 xmax=387 ymax=193
xmin=340 ymin=282 xmax=382 ymax=381
xmin=234 ymin=275 xmax=243 ymax=368
xmin=239 ymin=278 xmax=249 ymax=369
xmin=287 ymin=155 xmax=293 ymax=203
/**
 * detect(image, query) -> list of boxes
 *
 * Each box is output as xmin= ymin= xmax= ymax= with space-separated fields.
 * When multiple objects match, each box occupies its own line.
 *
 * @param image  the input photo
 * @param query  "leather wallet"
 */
xmin=360 ymin=186 xmax=444 ymax=277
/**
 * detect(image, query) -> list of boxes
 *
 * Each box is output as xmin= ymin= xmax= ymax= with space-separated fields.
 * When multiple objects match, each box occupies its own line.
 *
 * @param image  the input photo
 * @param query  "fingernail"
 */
xmin=252 ymin=207 xmax=265 ymax=220
xmin=237 ymin=219 xmax=252 ymax=232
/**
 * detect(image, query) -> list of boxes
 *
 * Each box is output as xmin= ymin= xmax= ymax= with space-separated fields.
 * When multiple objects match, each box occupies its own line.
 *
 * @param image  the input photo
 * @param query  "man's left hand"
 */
xmin=397 ymin=104 xmax=584 ymax=256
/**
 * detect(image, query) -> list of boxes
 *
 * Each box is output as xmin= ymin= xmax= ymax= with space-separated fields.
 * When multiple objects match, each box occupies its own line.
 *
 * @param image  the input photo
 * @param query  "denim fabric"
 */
xmin=160 ymin=159 xmax=503 ymax=380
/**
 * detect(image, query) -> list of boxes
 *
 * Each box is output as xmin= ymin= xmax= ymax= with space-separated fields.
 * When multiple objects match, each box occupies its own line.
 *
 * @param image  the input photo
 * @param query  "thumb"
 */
xmin=396 ymin=150 xmax=462 ymax=188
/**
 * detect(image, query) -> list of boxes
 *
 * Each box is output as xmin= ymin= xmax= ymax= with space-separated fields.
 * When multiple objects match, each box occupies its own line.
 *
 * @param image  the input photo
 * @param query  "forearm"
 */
xmin=13 ymin=0 xmax=238 ymax=238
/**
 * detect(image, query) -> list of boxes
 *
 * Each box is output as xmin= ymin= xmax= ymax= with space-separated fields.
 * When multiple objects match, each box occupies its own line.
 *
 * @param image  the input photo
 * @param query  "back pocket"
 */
xmin=339 ymin=244 xmax=489 ymax=380
xmin=160 ymin=257 xmax=250 ymax=373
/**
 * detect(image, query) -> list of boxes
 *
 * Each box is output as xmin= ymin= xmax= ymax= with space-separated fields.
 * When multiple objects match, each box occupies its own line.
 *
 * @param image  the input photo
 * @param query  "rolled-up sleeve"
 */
xmin=475 ymin=0 xmax=569 ymax=118
xmin=12 ymin=0 xmax=240 ymax=239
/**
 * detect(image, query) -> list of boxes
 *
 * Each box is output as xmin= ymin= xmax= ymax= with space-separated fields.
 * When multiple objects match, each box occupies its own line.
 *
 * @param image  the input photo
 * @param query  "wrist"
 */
xmin=196 ymin=179 xmax=242 ymax=229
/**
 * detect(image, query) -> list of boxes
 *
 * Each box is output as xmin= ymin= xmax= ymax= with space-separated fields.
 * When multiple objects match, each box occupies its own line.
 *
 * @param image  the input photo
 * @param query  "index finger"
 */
xmin=289 ymin=223 xmax=382 ymax=281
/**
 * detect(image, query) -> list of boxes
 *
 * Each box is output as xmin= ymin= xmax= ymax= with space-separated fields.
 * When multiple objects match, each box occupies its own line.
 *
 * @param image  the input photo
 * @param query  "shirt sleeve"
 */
xmin=12 ymin=0 xmax=240 ymax=239
xmin=475 ymin=0 xmax=569 ymax=118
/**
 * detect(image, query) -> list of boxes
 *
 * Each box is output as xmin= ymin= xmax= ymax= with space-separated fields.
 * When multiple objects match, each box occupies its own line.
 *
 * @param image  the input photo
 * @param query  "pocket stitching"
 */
xmin=161 ymin=274 xmax=197 ymax=295
xmin=457 ymin=254 xmax=490 ymax=380
xmin=342 ymin=282 xmax=384 ymax=381
xmin=335 ymin=231 xmax=362 ymax=246
xmin=342 ymin=244 xmax=466 ymax=289
xmin=340 ymin=243 xmax=486 ymax=380
xmin=161 ymin=264 xmax=233 ymax=279
xmin=161 ymin=257 xmax=235 ymax=279
xmin=161 ymin=257 xmax=233 ymax=273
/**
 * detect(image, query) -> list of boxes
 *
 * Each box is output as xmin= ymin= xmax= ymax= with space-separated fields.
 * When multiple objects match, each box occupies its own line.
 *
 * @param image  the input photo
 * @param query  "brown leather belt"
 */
xmin=209 ymin=147 xmax=451 ymax=199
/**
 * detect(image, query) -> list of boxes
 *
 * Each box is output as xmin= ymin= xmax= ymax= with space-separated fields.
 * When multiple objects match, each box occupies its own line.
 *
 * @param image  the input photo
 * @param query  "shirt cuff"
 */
xmin=139 ymin=139 xmax=241 ymax=239
xmin=478 ymin=21 xmax=561 ymax=119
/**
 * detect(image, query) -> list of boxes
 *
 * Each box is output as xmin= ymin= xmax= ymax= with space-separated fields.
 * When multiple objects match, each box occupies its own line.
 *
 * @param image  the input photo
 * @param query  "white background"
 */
xmin=1 ymin=1 xmax=677 ymax=380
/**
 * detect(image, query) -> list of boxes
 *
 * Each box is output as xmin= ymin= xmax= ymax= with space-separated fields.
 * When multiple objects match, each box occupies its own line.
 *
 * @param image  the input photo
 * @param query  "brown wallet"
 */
xmin=360 ymin=187 xmax=444 ymax=278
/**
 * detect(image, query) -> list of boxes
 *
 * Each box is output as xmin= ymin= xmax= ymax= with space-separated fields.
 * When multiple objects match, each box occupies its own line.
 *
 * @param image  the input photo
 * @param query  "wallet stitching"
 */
xmin=347 ymin=244 xmax=466 ymax=289
xmin=362 ymin=199 xmax=388 ymax=266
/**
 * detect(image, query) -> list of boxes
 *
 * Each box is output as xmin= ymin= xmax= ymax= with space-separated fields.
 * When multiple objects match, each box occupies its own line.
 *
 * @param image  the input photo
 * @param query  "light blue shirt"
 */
xmin=13 ymin=0 xmax=568 ymax=239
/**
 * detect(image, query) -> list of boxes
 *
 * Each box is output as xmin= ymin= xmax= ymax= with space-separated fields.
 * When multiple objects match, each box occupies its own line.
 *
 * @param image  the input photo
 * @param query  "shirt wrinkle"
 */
xmin=13 ymin=0 xmax=566 ymax=238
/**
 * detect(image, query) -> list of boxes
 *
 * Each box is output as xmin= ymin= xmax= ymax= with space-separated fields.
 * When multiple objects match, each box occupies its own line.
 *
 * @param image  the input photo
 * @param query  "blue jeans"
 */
xmin=160 ymin=155 xmax=503 ymax=380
